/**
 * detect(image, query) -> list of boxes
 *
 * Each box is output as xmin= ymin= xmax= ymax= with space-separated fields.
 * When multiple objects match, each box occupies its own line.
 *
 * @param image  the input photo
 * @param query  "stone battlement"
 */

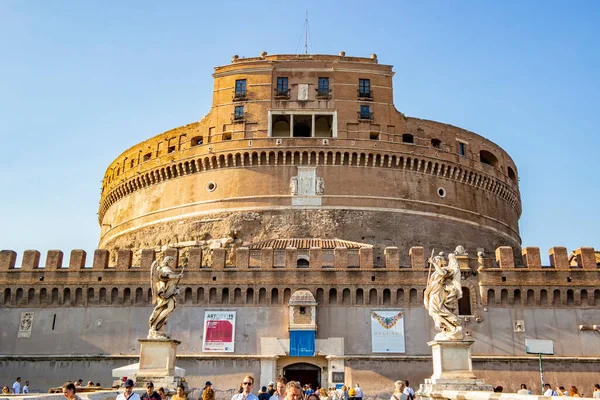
xmin=1 ymin=245 xmax=596 ymax=271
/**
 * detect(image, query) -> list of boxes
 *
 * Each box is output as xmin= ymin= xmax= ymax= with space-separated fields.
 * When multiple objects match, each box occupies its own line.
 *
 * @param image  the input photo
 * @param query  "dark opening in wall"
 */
xmin=223 ymin=131 xmax=232 ymax=140
xmin=168 ymin=146 xmax=176 ymax=153
xmin=507 ymin=166 xmax=517 ymax=182
xmin=480 ymin=150 xmax=499 ymax=167
xmin=370 ymin=132 xmax=380 ymax=140
xmin=143 ymin=153 xmax=151 ymax=162
xmin=459 ymin=287 xmax=472 ymax=315
xmin=402 ymin=134 xmax=414 ymax=143
xmin=431 ymin=138 xmax=442 ymax=149
xmin=191 ymin=136 xmax=203 ymax=146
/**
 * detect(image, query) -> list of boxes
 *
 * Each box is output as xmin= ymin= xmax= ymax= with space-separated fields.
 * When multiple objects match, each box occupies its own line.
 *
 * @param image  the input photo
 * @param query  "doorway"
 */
xmin=283 ymin=362 xmax=321 ymax=389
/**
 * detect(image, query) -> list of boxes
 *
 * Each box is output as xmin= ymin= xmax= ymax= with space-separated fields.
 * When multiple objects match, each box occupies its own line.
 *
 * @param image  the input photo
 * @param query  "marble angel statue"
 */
xmin=423 ymin=251 xmax=464 ymax=340
xmin=148 ymin=256 xmax=184 ymax=339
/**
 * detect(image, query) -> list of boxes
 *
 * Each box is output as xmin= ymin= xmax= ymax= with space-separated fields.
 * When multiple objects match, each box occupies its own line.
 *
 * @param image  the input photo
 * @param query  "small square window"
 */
xmin=167 ymin=146 xmax=175 ymax=153
xmin=359 ymin=105 xmax=371 ymax=119
xmin=223 ymin=131 xmax=232 ymax=140
xmin=143 ymin=153 xmax=151 ymax=162
xmin=318 ymin=77 xmax=329 ymax=96
xmin=299 ymin=306 xmax=306 ymax=314
xmin=359 ymin=79 xmax=371 ymax=97
xmin=276 ymin=77 xmax=289 ymax=97
xmin=234 ymin=106 xmax=244 ymax=119
xmin=235 ymin=79 xmax=246 ymax=97
xmin=370 ymin=132 xmax=379 ymax=140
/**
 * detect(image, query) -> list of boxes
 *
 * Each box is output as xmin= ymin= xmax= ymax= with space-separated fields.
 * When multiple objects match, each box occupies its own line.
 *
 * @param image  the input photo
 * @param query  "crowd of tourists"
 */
xmin=3 ymin=375 xmax=600 ymax=398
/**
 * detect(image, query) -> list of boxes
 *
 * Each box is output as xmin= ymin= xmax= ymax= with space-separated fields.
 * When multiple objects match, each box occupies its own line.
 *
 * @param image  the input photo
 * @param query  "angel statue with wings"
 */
xmin=423 ymin=251 xmax=464 ymax=341
xmin=148 ymin=256 xmax=184 ymax=339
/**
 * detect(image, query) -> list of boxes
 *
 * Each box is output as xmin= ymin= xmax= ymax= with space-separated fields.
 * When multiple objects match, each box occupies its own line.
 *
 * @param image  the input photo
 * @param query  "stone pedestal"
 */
xmin=135 ymin=338 xmax=184 ymax=388
xmin=418 ymin=340 xmax=492 ymax=399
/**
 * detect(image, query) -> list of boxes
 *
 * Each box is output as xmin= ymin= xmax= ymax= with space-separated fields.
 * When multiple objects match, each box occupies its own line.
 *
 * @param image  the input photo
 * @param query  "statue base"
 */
xmin=417 ymin=339 xmax=492 ymax=399
xmin=135 ymin=338 xmax=184 ymax=388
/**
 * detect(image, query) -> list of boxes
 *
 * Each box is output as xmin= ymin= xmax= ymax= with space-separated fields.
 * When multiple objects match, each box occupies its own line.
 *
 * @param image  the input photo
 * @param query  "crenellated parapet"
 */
xmin=1 ymin=246 xmax=598 ymax=311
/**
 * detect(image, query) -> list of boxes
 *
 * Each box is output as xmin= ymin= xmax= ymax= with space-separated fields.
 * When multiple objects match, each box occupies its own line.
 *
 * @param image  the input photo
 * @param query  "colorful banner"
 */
xmin=371 ymin=310 xmax=405 ymax=353
xmin=202 ymin=311 xmax=236 ymax=352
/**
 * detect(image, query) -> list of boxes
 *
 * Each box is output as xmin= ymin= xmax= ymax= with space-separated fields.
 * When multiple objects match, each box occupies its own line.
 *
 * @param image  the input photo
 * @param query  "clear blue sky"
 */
xmin=1 ymin=0 xmax=598 ymax=265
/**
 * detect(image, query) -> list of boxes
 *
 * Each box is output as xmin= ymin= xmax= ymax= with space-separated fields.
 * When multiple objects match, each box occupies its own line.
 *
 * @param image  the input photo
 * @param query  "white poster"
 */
xmin=371 ymin=310 xmax=405 ymax=353
xmin=202 ymin=311 xmax=236 ymax=352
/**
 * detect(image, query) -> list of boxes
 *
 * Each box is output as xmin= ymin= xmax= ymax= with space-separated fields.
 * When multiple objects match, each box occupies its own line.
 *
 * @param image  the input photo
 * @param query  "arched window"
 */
xmin=258 ymin=288 xmax=267 ymax=304
xmin=329 ymin=288 xmax=337 ymax=305
xmin=222 ymin=288 xmax=230 ymax=304
xmin=297 ymin=258 xmax=310 ymax=268
xmin=479 ymin=150 xmax=499 ymax=167
xmin=271 ymin=288 xmax=279 ymax=304
xmin=383 ymin=289 xmax=391 ymax=305
xmin=246 ymin=288 xmax=254 ymax=305
xmin=185 ymin=287 xmax=193 ymax=304
xmin=459 ymin=287 xmax=472 ymax=315
xmin=396 ymin=289 xmax=404 ymax=305
xmin=197 ymin=287 xmax=205 ymax=304
xmin=209 ymin=288 xmax=217 ymax=304
xmin=369 ymin=288 xmax=378 ymax=305
xmin=507 ymin=166 xmax=517 ymax=182
xmin=356 ymin=289 xmax=364 ymax=305
xmin=233 ymin=288 xmax=243 ymax=304
xmin=315 ymin=288 xmax=324 ymax=305
xmin=191 ymin=136 xmax=203 ymax=146
xmin=342 ymin=288 xmax=351 ymax=305
xmin=487 ymin=289 xmax=495 ymax=305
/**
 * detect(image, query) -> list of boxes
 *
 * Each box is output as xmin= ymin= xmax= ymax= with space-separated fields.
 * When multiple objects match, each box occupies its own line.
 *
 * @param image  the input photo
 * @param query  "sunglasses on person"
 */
xmin=243 ymin=382 xmax=253 ymax=386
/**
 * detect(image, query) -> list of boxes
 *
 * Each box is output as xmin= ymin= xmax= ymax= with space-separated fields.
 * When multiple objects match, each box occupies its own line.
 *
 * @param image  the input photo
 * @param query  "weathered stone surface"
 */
xmin=522 ymin=247 xmax=541 ymax=268
xmin=69 ymin=249 xmax=87 ymax=269
xmin=385 ymin=247 xmax=399 ymax=269
xmin=549 ymin=246 xmax=569 ymax=269
xmin=22 ymin=250 xmax=41 ymax=270
xmin=495 ymin=246 xmax=514 ymax=268
xmin=46 ymin=250 xmax=63 ymax=269
xmin=92 ymin=249 xmax=109 ymax=269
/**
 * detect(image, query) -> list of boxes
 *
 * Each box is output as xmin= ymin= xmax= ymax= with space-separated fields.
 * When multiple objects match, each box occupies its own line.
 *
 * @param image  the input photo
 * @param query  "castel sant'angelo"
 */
xmin=1 ymin=52 xmax=599 ymax=395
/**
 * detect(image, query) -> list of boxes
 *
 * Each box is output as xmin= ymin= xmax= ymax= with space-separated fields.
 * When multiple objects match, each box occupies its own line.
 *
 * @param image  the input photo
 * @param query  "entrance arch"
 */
xmin=283 ymin=362 xmax=321 ymax=389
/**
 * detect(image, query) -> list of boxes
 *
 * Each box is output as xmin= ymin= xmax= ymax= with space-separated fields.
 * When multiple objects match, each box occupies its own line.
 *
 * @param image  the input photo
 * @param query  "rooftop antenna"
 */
xmin=305 ymin=10 xmax=308 ymax=54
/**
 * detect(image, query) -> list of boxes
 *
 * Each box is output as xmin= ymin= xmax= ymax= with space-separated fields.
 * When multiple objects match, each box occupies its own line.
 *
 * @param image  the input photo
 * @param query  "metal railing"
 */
xmin=358 ymin=111 xmax=374 ymax=120
xmin=316 ymin=89 xmax=331 ymax=99
xmin=357 ymin=89 xmax=373 ymax=99
xmin=274 ymin=88 xmax=290 ymax=99
xmin=233 ymin=90 xmax=247 ymax=101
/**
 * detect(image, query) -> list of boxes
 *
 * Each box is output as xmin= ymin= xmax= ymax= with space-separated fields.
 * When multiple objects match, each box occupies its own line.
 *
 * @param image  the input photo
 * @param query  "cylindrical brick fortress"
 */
xmin=98 ymin=53 xmax=521 ymax=265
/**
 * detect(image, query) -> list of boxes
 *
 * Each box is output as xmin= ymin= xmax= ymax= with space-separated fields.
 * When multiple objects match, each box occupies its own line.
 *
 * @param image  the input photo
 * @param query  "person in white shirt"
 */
xmin=544 ymin=384 xmax=557 ymax=396
xmin=517 ymin=384 xmax=532 ymax=395
xmin=402 ymin=381 xmax=414 ymax=400
xmin=116 ymin=379 xmax=141 ymax=400
xmin=231 ymin=376 xmax=258 ymax=400
xmin=22 ymin=381 xmax=30 ymax=394
xmin=12 ymin=377 xmax=21 ymax=394
xmin=270 ymin=378 xmax=287 ymax=400
xmin=354 ymin=384 xmax=362 ymax=400
xmin=592 ymin=384 xmax=600 ymax=398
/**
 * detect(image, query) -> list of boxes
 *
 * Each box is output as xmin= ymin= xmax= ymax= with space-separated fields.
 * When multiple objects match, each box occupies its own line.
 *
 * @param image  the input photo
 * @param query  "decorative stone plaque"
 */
xmin=298 ymin=84 xmax=309 ymax=101
xmin=18 ymin=312 xmax=34 ymax=339
xmin=291 ymin=167 xmax=323 ymax=206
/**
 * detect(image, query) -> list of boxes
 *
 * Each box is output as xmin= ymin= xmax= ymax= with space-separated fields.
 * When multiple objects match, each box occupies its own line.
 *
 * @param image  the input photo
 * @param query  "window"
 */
xmin=370 ymin=132 xmax=380 ymax=140
xmin=317 ymin=77 xmax=329 ymax=96
xmin=479 ymin=150 xmax=499 ymax=167
xmin=459 ymin=142 xmax=466 ymax=156
xmin=167 ymin=146 xmax=175 ymax=153
xmin=431 ymin=138 xmax=442 ymax=149
xmin=235 ymin=79 xmax=246 ymax=97
xmin=191 ymin=136 xmax=203 ymax=146
xmin=359 ymin=105 xmax=371 ymax=120
xmin=358 ymin=78 xmax=371 ymax=98
xmin=402 ymin=134 xmax=414 ymax=144
xmin=276 ymin=77 xmax=288 ymax=96
xmin=234 ymin=105 xmax=244 ymax=120
xmin=143 ymin=153 xmax=151 ymax=162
